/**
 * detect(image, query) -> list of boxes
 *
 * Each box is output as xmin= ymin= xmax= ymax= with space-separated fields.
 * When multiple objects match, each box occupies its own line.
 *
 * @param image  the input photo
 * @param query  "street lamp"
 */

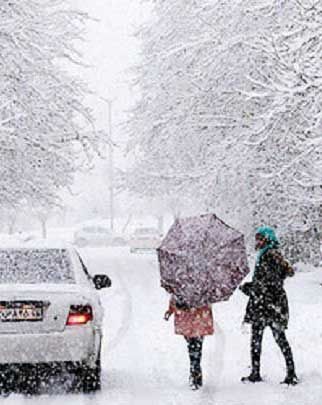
xmin=100 ymin=97 xmax=115 ymax=231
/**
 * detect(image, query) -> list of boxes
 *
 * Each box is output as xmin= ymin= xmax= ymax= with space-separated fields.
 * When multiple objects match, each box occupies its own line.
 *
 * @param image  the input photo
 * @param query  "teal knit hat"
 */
xmin=256 ymin=226 xmax=279 ymax=246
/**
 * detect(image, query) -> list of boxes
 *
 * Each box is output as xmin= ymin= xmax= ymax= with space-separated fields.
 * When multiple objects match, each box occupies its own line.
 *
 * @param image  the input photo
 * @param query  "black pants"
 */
xmin=251 ymin=322 xmax=295 ymax=375
xmin=185 ymin=337 xmax=204 ymax=375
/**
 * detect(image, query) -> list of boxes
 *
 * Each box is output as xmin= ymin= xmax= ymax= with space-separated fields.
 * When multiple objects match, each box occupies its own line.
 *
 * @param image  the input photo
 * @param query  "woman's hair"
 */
xmin=256 ymin=226 xmax=279 ymax=247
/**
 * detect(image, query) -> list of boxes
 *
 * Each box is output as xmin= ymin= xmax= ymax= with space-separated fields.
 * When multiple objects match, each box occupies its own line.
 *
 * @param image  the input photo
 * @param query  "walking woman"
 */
xmin=239 ymin=226 xmax=298 ymax=385
xmin=164 ymin=287 xmax=214 ymax=390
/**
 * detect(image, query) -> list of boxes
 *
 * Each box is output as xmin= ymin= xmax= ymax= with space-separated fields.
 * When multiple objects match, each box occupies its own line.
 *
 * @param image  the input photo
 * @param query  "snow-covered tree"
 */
xmin=127 ymin=0 xmax=322 ymax=263
xmin=0 ymin=0 xmax=101 ymax=210
xmin=238 ymin=0 xmax=322 ymax=263
xmin=126 ymin=0 xmax=254 ymax=232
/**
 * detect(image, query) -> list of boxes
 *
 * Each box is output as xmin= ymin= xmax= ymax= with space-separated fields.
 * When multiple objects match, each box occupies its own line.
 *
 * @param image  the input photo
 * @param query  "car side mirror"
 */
xmin=93 ymin=274 xmax=112 ymax=290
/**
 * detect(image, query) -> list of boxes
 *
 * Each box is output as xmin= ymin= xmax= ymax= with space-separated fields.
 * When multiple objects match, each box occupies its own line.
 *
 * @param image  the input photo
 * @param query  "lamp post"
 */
xmin=101 ymin=97 xmax=115 ymax=231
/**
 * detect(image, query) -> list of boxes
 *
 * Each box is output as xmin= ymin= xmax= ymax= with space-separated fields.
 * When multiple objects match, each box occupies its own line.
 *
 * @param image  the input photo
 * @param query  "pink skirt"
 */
xmin=174 ymin=305 xmax=214 ymax=338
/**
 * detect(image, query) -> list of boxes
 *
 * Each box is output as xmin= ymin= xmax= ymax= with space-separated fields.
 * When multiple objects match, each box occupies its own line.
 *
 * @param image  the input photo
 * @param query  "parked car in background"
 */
xmin=0 ymin=244 xmax=111 ymax=394
xmin=16 ymin=231 xmax=39 ymax=243
xmin=74 ymin=225 xmax=127 ymax=248
xmin=129 ymin=227 xmax=162 ymax=253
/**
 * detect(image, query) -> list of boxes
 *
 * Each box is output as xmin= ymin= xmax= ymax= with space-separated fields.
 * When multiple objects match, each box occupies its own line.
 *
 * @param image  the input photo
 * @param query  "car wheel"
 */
xmin=0 ymin=365 xmax=11 ymax=396
xmin=18 ymin=365 xmax=41 ymax=396
xmin=79 ymin=352 xmax=101 ymax=393
xmin=82 ymin=359 xmax=101 ymax=393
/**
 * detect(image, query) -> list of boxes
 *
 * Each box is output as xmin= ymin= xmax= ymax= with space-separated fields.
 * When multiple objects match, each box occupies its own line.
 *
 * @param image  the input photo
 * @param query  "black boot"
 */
xmin=189 ymin=370 xmax=203 ymax=390
xmin=195 ymin=371 xmax=203 ymax=387
xmin=241 ymin=371 xmax=263 ymax=383
xmin=281 ymin=372 xmax=298 ymax=386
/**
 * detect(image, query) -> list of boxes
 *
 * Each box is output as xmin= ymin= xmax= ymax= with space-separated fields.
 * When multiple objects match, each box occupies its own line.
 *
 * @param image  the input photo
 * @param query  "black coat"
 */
xmin=240 ymin=248 xmax=294 ymax=329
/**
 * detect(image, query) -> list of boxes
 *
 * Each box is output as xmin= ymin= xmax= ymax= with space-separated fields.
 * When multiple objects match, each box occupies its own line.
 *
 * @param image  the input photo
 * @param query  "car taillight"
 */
xmin=66 ymin=305 xmax=93 ymax=326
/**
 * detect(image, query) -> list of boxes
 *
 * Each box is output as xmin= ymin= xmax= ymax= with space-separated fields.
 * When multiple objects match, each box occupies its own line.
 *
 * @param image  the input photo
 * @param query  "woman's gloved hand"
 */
xmin=239 ymin=282 xmax=253 ymax=296
xmin=164 ymin=310 xmax=173 ymax=321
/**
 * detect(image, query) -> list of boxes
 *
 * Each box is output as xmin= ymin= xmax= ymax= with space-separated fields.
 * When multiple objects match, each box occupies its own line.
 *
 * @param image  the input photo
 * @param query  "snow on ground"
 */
xmin=2 ymin=247 xmax=322 ymax=404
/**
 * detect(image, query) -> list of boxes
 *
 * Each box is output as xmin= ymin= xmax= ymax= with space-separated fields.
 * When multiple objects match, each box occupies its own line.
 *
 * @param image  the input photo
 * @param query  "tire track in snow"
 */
xmin=79 ymin=248 xmax=134 ymax=354
xmin=104 ymin=265 xmax=133 ymax=353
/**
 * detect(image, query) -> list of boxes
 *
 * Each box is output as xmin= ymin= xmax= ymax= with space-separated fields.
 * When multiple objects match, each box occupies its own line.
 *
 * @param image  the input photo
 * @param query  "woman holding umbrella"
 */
xmin=159 ymin=214 xmax=250 ymax=389
xmin=163 ymin=283 xmax=214 ymax=390
xmin=240 ymin=226 xmax=298 ymax=385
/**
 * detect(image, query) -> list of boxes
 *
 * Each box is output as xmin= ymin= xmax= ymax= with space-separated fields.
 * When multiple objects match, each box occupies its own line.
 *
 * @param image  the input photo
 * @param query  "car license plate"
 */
xmin=0 ymin=304 xmax=43 ymax=322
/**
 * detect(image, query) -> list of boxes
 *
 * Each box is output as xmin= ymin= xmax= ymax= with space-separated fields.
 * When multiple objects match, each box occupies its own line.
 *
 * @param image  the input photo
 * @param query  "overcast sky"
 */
xmin=70 ymin=0 xmax=150 ymax=132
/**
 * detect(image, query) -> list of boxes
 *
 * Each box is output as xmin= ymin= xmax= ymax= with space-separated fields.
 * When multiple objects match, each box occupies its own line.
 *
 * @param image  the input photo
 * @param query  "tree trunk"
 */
xmin=8 ymin=218 xmax=16 ymax=235
xmin=122 ymin=214 xmax=132 ymax=234
xmin=41 ymin=219 xmax=47 ymax=239
xmin=157 ymin=215 xmax=164 ymax=235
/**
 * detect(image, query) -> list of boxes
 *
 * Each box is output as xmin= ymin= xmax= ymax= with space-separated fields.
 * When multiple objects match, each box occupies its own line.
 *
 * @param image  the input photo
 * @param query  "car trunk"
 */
xmin=0 ymin=284 xmax=88 ymax=334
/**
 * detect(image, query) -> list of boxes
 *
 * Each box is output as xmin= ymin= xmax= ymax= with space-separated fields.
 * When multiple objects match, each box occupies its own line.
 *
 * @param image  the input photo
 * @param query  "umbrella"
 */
xmin=158 ymin=213 xmax=250 ymax=307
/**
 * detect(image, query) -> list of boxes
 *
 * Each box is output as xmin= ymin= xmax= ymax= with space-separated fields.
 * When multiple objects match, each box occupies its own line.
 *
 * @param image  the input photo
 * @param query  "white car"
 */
xmin=0 ymin=245 xmax=111 ymax=394
xmin=129 ymin=227 xmax=162 ymax=253
xmin=74 ymin=225 xmax=127 ymax=248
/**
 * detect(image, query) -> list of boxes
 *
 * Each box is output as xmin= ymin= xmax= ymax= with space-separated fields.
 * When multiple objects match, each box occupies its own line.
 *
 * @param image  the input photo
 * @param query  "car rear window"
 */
xmin=0 ymin=249 xmax=75 ymax=284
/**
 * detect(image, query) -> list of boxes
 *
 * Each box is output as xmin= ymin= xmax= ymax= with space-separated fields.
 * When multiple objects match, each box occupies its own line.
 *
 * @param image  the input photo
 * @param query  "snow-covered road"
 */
xmin=4 ymin=248 xmax=322 ymax=404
